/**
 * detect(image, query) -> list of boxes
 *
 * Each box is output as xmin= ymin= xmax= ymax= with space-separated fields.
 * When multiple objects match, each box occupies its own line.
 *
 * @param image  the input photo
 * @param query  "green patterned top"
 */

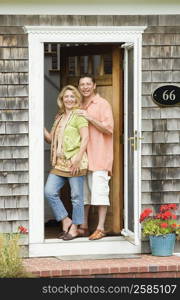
xmin=50 ymin=110 xmax=88 ymax=165
xmin=62 ymin=112 xmax=88 ymax=159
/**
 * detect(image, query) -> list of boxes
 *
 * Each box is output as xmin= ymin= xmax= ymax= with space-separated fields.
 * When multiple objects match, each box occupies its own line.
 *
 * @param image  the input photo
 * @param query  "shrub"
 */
xmin=0 ymin=227 xmax=33 ymax=278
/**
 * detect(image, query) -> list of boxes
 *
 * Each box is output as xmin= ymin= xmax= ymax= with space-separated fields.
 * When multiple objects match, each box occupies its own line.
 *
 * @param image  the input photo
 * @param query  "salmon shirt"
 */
xmin=83 ymin=94 xmax=114 ymax=175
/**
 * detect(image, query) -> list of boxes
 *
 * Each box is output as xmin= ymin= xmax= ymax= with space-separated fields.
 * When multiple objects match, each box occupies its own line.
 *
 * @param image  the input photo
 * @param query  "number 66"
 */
xmin=163 ymin=90 xmax=176 ymax=101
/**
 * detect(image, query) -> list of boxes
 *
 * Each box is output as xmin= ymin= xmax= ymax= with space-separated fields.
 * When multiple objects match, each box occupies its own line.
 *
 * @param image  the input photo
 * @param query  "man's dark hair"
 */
xmin=78 ymin=74 xmax=96 ymax=85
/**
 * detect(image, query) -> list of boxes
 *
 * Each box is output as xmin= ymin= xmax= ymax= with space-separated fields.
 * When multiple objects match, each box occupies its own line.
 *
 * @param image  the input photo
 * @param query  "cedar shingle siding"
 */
xmin=0 ymin=15 xmax=180 ymax=254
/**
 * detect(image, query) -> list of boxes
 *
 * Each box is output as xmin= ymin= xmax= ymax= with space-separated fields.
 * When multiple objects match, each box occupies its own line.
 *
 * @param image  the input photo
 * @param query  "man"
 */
xmin=76 ymin=74 xmax=114 ymax=240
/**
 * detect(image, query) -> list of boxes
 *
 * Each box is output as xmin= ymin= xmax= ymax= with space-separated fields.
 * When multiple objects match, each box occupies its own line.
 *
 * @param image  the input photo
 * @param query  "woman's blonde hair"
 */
xmin=57 ymin=85 xmax=82 ymax=113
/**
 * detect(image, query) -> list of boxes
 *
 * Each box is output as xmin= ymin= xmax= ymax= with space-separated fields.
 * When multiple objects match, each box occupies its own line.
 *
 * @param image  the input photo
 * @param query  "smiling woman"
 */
xmin=44 ymin=85 xmax=89 ymax=240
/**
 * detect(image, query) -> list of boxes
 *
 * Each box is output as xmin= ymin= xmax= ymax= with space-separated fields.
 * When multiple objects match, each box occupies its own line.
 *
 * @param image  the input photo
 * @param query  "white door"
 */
xmin=121 ymin=43 xmax=141 ymax=245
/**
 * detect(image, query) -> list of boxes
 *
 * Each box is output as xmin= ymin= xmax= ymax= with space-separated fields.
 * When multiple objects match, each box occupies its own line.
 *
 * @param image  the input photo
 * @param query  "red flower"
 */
xmin=171 ymin=224 xmax=177 ymax=228
xmin=156 ymin=213 xmax=162 ymax=219
xmin=140 ymin=209 xmax=152 ymax=222
xmin=160 ymin=223 xmax=168 ymax=228
xmin=160 ymin=205 xmax=169 ymax=212
xmin=160 ymin=204 xmax=177 ymax=212
xmin=169 ymin=204 xmax=177 ymax=210
xmin=18 ymin=226 xmax=28 ymax=234
xmin=161 ymin=211 xmax=173 ymax=220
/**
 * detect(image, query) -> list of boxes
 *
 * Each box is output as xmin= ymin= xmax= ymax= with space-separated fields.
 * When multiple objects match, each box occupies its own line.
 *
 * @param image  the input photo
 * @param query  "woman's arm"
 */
xmin=44 ymin=128 xmax=52 ymax=144
xmin=70 ymin=126 xmax=89 ymax=176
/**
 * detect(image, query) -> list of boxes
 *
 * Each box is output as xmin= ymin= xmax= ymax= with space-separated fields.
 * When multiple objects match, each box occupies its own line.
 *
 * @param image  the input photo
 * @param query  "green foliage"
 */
xmin=141 ymin=218 xmax=180 ymax=237
xmin=140 ymin=204 xmax=180 ymax=237
xmin=0 ymin=233 xmax=33 ymax=278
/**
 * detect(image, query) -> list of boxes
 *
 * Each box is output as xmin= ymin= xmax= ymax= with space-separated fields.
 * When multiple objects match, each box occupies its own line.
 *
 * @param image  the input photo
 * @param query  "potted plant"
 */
xmin=140 ymin=204 xmax=180 ymax=256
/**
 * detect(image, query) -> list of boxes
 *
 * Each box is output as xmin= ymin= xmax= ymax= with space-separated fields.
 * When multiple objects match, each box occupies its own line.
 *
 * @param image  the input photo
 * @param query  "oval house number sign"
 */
xmin=152 ymin=85 xmax=180 ymax=106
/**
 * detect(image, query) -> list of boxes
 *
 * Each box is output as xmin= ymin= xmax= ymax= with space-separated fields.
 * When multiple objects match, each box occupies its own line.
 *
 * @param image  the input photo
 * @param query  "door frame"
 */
xmin=24 ymin=25 xmax=146 ymax=257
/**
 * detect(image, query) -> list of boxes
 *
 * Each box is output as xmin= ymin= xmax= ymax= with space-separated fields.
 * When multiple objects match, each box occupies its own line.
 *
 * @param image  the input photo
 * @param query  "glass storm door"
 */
xmin=122 ymin=43 xmax=140 ymax=245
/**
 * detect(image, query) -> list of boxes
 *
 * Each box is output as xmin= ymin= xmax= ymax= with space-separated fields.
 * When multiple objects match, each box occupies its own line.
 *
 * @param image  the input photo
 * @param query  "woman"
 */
xmin=44 ymin=85 xmax=89 ymax=240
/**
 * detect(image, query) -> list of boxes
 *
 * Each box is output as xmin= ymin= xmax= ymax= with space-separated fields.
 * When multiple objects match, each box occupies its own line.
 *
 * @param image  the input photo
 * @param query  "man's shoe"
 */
xmin=89 ymin=229 xmax=106 ymax=240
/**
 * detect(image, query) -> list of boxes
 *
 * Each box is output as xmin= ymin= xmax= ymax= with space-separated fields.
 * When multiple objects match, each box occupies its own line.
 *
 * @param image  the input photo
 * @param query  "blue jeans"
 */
xmin=44 ymin=173 xmax=84 ymax=225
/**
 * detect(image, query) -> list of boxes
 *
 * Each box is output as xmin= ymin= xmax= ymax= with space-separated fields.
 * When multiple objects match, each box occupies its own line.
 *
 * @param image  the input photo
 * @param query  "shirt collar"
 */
xmin=83 ymin=93 xmax=99 ymax=109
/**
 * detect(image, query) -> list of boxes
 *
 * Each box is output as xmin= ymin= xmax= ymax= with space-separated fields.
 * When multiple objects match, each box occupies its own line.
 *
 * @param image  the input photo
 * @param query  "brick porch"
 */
xmin=23 ymin=254 xmax=180 ymax=278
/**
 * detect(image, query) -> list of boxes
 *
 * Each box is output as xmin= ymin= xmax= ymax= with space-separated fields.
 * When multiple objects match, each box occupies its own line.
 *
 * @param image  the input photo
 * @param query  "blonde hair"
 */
xmin=57 ymin=85 xmax=82 ymax=113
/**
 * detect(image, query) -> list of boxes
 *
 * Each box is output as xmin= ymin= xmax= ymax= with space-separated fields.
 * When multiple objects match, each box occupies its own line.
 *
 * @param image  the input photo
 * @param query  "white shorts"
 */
xmin=84 ymin=171 xmax=111 ymax=206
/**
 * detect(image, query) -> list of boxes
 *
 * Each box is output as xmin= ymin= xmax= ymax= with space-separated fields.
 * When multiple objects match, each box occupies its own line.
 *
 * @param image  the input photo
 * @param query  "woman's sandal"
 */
xmin=63 ymin=232 xmax=78 ymax=240
xmin=58 ymin=222 xmax=72 ymax=239
xmin=77 ymin=228 xmax=90 ymax=237
xmin=58 ymin=230 xmax=67 ymax=239
xmin=63 ymin=224 xmax=79 ymax=241
xmin=89 ymin=229 xmax=106 ymax=240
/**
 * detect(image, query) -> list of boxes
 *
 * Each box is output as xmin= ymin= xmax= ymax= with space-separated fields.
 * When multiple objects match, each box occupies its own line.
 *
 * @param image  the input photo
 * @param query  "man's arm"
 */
xmin=76 ymin=110 xmax=113 ymax=135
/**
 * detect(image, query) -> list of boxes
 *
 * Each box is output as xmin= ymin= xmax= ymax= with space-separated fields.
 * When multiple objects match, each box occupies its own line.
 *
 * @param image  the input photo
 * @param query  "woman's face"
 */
xmin=63 ymin=89 xmax=77 ymax=111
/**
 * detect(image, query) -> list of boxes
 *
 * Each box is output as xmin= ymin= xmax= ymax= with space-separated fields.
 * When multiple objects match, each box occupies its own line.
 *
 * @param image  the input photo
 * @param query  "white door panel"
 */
xmin=121 ymin=43 xmax=141 ymax=245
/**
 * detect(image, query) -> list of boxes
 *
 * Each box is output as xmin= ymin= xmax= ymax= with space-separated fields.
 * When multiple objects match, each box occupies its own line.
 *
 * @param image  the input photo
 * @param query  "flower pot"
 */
xmin=149 ymin=233 xmax=176 ymax=256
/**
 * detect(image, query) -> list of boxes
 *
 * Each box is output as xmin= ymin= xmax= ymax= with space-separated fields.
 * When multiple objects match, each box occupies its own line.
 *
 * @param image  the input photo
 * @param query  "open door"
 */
xmin=60 ymin=44 xmax=124 ymax=234
xmin=121 ymin=43 xmax=140 ymax=245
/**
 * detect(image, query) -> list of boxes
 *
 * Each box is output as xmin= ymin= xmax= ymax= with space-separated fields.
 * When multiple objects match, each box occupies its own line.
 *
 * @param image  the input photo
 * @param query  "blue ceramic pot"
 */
xmin=149 ymin=233 xmax=176 ymax=256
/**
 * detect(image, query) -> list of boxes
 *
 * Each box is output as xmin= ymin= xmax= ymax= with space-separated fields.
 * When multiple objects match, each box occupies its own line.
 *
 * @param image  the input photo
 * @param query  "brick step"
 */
xmin=23 ymin=254 xmax=180 ymax=278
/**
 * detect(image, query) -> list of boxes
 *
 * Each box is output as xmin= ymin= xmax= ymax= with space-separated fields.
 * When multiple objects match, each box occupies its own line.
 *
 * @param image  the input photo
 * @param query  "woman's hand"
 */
xmin=44 ymin=128 xmax=52 ymax=144
xmin=69 ymin=126 xmax=89 ymax=176
xmin=70 ymin=154 xmax=82 ymax=176
xmin=55 ymin=111 xmax=61 ymax=120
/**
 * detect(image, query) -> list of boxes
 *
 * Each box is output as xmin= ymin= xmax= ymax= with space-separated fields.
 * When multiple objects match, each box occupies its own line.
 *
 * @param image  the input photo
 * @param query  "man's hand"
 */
xmin=75 ymin=109 xmax=90 ymax=121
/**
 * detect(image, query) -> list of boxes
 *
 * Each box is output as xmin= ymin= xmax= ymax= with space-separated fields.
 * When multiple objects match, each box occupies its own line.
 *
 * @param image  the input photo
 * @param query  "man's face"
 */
xmin=78 ymin=77 xmax=96 ymax=98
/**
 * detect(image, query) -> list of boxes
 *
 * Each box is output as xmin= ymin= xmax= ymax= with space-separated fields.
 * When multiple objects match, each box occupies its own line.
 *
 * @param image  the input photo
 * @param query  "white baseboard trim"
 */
xmin=29 ymin=237 xmax=141 ymax=257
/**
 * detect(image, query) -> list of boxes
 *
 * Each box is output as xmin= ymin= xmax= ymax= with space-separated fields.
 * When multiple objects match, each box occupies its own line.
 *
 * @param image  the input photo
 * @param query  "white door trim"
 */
xmin=24 ymin=25 xmax=146 ymax=257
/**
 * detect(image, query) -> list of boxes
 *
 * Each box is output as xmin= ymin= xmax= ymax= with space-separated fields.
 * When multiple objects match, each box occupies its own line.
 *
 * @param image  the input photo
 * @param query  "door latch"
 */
xmin=128 ymin=131 xmax=144 ymax=150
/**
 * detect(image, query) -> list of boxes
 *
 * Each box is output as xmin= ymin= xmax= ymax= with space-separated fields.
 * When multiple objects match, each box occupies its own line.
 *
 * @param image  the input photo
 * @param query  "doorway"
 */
xmin=44 ymin=43 xmax=124 ymax=238
xmin=26 ymin=26 xmax=144 ymax=257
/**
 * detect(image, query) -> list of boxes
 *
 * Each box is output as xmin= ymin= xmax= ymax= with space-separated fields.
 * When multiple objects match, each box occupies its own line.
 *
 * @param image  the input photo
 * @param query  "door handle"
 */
xmin=128 ymin=136 xmax=136 ymax=150
xmin=128 ymin=132 xmax=144 ymax=151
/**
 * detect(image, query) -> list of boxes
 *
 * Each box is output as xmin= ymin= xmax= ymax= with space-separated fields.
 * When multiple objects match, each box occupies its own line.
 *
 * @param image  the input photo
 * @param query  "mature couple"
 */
xmin=44 ymin=74 xmax=114 ymax=241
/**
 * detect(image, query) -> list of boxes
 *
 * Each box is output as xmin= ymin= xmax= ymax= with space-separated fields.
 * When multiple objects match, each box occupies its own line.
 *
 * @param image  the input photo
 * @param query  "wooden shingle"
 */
xmin=0 ymin=110 xmax=28 ymax=121
xmin=0 ymin=60 xmax=28 ymax=72
xmin=0 ymin=35 xmax=28 ymax=47
xmin=0 ymin=146 xmax=28 ymax=159
xmin=0 ymin=98 xmax=28 ymax=109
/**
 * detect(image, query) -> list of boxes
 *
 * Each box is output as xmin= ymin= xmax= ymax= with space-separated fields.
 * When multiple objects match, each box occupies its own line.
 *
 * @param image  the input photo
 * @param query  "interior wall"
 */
xmin=44 ymin=54 xmax=60 ymax=222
